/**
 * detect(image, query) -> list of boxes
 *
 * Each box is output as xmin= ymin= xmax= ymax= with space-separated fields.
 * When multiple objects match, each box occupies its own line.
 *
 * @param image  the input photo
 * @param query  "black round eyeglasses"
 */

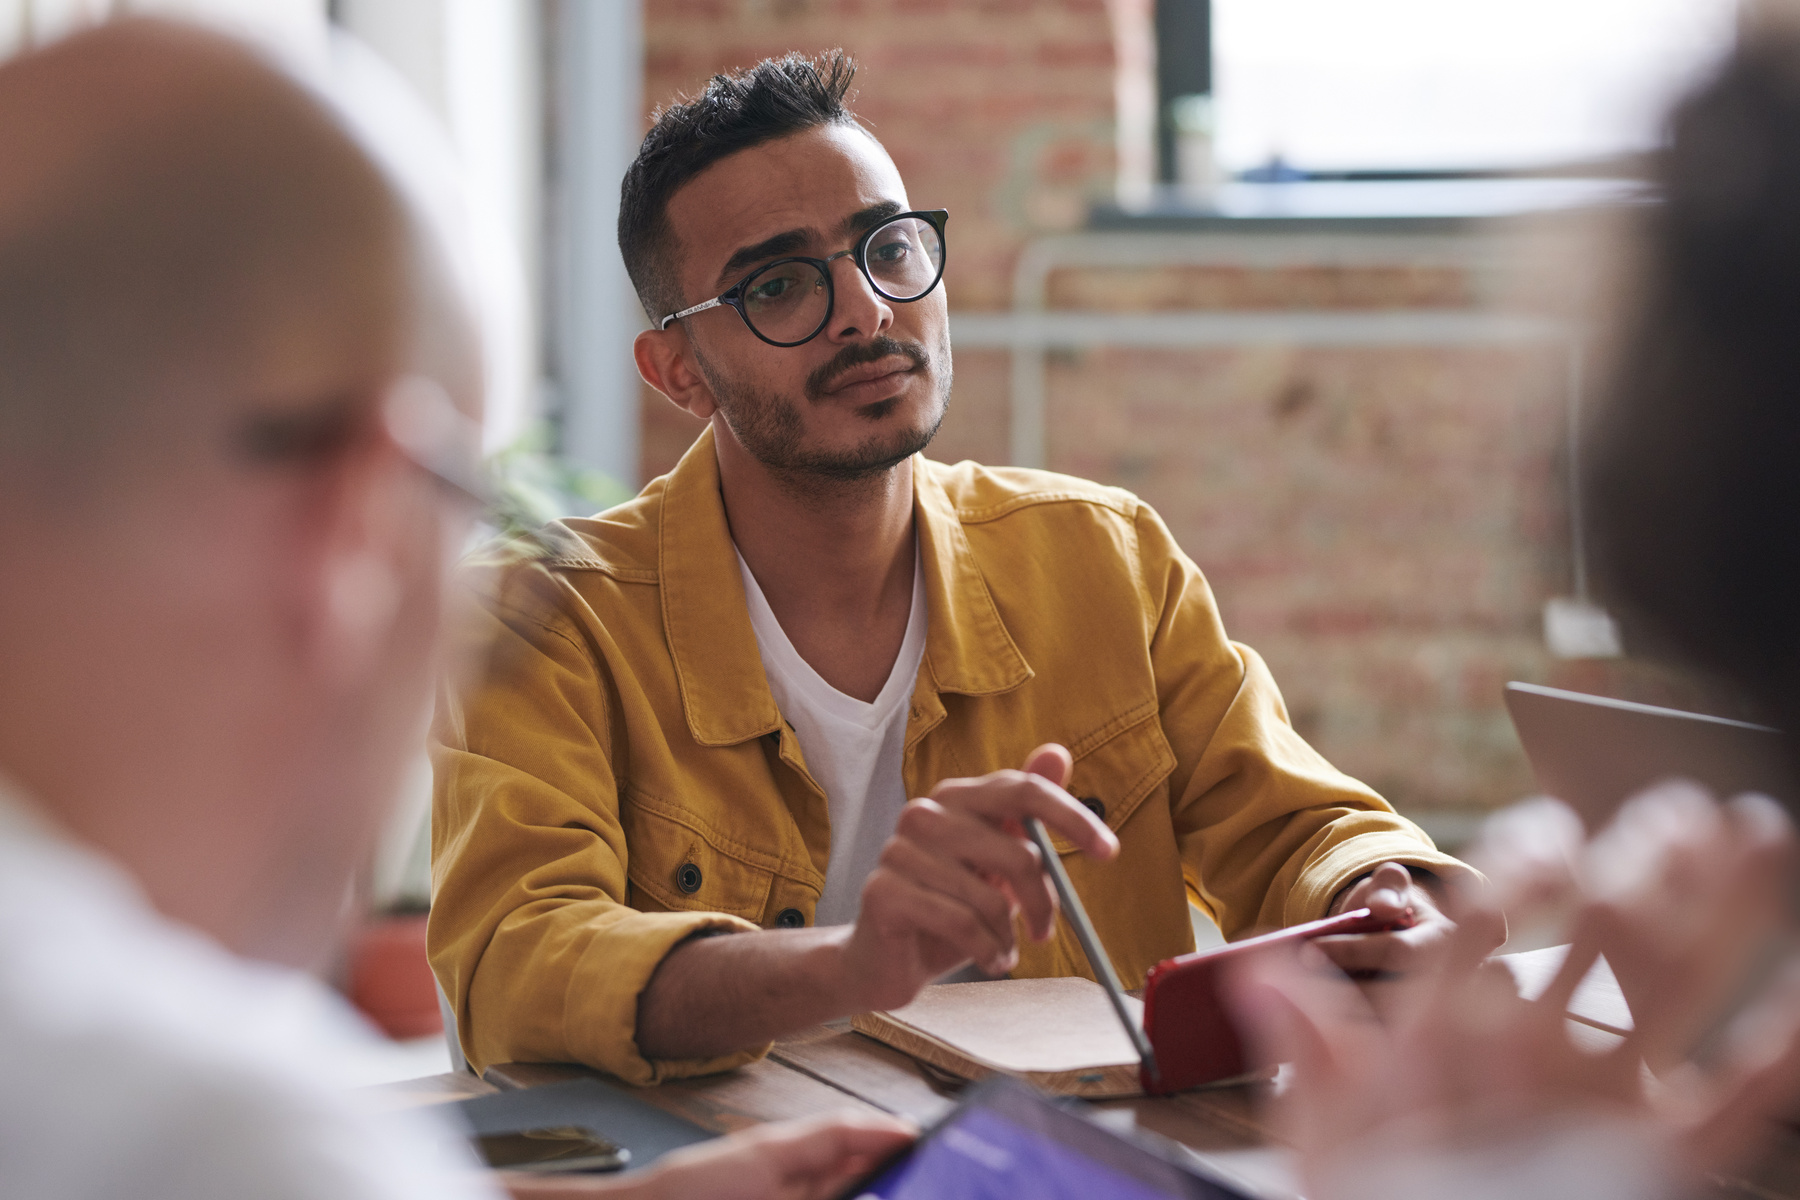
xmin=658 ymin=209 xmax=948 ymax=348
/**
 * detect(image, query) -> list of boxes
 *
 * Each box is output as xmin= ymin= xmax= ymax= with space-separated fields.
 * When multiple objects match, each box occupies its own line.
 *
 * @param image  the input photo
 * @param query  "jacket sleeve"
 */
xmin=427 ymin=564 xmax=762 ymax=1083
xmin=1132 ymin=503 xmax=1482 ymax=936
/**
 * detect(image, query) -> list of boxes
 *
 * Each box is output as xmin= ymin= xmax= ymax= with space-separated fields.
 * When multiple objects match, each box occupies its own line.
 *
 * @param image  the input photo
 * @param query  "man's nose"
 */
xmin=825 ymin=253 xmax=893 ymax=342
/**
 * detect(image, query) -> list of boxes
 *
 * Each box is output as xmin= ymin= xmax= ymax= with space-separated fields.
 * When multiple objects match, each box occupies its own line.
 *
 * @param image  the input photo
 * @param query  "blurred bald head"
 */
xmin=0 ymin=17 xmax=450 ymax=500
xmin=0 ymin=19 xmax=480 ymax=967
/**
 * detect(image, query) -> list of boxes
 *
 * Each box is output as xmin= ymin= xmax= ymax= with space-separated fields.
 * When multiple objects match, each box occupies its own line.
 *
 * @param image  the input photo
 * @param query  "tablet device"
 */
xmin=836 ymin=1075 xmax=1251 ymax=1199
xmin=1504 ymin=681 xmax=1791 ymax=829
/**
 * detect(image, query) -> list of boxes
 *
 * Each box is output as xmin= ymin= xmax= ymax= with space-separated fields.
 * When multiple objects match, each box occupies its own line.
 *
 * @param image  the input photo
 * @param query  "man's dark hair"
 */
xmin=619 ymin=51 xmax=861 ymax=323
xmin=1587 ymin=25 xmax=1800 ymax=748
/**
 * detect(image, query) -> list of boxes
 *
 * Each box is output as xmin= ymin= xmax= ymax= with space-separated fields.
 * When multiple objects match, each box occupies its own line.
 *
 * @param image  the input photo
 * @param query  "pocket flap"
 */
xmin=623 ymin=795 xmax=777 ymax=921
xmin=1049 ymin=714 xmax=1177 ymax=855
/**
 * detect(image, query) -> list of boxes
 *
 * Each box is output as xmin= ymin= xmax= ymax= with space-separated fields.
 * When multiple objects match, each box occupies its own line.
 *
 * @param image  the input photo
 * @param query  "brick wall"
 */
xmin=631 ymin=2 xmax=1734 ymax=834
xmin=940 ymin=250 xmax=1736 ymax=823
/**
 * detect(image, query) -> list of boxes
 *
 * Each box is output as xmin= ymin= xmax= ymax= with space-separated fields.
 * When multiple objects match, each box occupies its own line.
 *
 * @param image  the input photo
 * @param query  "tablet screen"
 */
xmin=843 ymin=1077 xmax=1247 ymax=1200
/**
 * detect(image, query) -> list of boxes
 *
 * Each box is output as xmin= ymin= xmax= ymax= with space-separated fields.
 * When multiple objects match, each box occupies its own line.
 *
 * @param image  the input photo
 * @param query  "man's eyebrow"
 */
xmin=712 ymin=201 xmax=908 ymax=289
xmin=844 ymin=200 xmax=904 ymax=236
xmin=717 ymin=229 xmax=811 ymax=288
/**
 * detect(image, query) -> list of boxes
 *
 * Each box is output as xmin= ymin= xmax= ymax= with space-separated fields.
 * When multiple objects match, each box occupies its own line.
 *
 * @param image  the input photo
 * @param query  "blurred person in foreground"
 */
xmin=430 ymin=50 xmax=1483 ymax=1084
xmin=0 ymin=18 xmax=908 ymax=1200
xmin=1228 ymin=22 xmax=1800 ymax=1200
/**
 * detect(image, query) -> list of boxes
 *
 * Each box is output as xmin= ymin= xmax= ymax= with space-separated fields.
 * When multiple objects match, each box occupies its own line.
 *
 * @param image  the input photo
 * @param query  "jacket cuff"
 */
xmin=562 ymin=909 xmax=765 ymax=1085
xmin=1286 ymin=833 xmax=1486 ymax=927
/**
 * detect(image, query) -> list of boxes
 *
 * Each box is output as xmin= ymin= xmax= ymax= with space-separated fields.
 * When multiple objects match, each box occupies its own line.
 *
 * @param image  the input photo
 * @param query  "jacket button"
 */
xmin=675 ymin=862 xmax=703 ymax=894
xmin=1080 ymin=797 xmax=1106 ymax=821
xmin=774 ymin=908 xmax=806 ymax=929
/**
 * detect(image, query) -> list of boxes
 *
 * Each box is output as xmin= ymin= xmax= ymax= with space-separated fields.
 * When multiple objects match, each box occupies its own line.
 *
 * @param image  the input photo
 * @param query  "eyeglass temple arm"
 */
xmin=659 ymin=296 xmax=724 ymax=329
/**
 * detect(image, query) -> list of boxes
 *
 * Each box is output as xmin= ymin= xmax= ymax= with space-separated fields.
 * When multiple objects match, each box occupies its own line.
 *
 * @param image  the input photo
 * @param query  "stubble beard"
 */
xmin=695 ymin=333 xmax=952 ymax=500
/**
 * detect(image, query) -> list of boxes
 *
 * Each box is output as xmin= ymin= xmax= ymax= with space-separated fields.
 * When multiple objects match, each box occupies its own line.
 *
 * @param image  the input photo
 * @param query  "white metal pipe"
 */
xmin=954 ymin=309 xmax=1566 ymax=350
xmin=994 ymin=229 xmax=1564 ymax=468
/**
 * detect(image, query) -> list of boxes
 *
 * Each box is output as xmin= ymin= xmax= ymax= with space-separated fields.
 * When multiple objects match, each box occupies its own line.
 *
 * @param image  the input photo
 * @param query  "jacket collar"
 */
xmin=659 ymin=426 xmax=782 ymax=747
xmin=659 ymin=426 xmax=1031 ymax=748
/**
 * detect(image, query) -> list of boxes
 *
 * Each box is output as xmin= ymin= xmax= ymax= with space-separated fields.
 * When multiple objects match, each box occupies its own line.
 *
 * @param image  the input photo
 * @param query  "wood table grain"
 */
xmin=377 ymin=947 xmax=1800 ymax=1198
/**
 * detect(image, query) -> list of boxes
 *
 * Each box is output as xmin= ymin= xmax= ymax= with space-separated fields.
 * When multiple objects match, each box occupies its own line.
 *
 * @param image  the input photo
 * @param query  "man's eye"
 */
xmin=872 ymin=239 xmax=911 ymax=263
xmin=750 ymin=277 xmax=793 ymax=301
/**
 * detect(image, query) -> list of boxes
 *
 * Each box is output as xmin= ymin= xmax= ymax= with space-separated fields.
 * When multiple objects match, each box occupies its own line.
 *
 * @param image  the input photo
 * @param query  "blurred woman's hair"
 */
xmin=1588 ymin=23 xmax=1800 ymax=738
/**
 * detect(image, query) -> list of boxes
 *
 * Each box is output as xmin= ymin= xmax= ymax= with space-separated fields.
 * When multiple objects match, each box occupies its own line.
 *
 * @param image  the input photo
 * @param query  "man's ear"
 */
xmin=635 ymin=326 xmax=718 ymax=421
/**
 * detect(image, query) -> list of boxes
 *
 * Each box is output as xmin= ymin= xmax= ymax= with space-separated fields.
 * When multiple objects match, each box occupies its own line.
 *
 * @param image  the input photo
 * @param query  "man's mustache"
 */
xmin=805 ymin=336 xmax=930 ymax=402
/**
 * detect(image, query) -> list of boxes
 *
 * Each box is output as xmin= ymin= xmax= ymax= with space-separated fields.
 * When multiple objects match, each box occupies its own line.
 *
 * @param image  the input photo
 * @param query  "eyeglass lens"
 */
xmin=739 ymin=214 xmax=944 ymax=344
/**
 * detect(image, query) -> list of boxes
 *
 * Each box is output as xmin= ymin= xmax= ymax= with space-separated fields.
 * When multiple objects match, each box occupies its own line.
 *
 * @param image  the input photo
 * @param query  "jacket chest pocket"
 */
xmin=621 ymin=791 xmax=778 ymax=922
xmin=1049 ymin=714 xmax=1177 ymax=854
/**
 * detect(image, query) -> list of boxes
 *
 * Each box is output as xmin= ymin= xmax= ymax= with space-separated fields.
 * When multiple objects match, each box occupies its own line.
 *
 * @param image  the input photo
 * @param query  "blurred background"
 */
xmin=0 ymin=0 xmax=1760 ymax=1062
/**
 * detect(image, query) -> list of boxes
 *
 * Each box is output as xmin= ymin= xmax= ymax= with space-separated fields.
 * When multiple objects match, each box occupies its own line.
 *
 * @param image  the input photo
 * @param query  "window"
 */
xmin=1206 ymin=0 xmax=1740 ymax=176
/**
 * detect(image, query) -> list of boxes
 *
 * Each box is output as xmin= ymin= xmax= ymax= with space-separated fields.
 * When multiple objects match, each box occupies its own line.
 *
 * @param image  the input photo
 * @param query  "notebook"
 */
xmin=853 ymin=909 xmax=1386 ymax=1098
xmin=850 ymin=977 xmax=1147 ymax=1098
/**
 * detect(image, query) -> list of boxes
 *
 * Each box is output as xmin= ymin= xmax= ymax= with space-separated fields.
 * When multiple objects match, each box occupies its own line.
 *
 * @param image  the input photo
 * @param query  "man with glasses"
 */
xmin=430 ymin=52 xmax=1481 ymax=1082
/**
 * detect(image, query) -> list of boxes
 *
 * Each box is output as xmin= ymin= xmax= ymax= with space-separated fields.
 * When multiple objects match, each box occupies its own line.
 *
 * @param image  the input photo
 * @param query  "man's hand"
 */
xmin=501 ymin=1112 xmax=917 ymax=1200
xmin=1224 ymin=791 xmax=1800 ymax=1200
xmin=635 ymin=744 xmax=1115 ymax=1059
xmin=1312 ymin=860 xmax=1482 ymax=980
xmin=838 ymin=743 xmax=1119 ymax=1011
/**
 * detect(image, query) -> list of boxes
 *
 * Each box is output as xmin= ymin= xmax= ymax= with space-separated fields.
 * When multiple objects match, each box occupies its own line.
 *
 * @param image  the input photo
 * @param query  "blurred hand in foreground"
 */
xmin=501 ymin=1112 xmax=916 ymax=1200
xmin=1228 ymin=785 xmax=1800 ymax=1200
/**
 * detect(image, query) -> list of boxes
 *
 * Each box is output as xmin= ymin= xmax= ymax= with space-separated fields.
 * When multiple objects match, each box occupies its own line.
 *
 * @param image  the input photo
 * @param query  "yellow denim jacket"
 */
xmin=429 ymin=426 xmax=1472 ymax=1083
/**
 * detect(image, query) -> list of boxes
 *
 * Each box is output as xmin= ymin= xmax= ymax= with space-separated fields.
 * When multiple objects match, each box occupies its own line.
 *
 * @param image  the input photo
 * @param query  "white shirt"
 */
xmin=737 ymin=546 xmax=928 ymax=927
xmin=0 ymin=777 xmax=496 ymax=1200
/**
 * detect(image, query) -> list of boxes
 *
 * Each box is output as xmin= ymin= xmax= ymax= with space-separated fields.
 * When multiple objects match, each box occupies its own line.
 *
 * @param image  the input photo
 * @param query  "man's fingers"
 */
xmin=864 ymin=868 xmax=1018 ymax=976
xmin=1339 ymin=862 xmax=1415 ymax=921
xmin=879 ymin=833 xmax=1031 ymax=948
xmin=1225 ymin=948 xmax=1382 ymax=1119
xmin=1312 ymin=890 xmax=1470 ymax=979
xmin=891 ymin=799 xmax=1058 ymax=937
xmin=1589 ymin=781 xmax=1721 ymax=908
xmin=499 ymin=1174 xmax=616 ymax=1197
xmin=1339 ymin=861 xmax=1409 ymax=901
xmin=1531 ymin=931 xmax=1602 ymax=1020
xmin=752 ymin=1113 xmax=919 ymax=1186
xmin=1311 ymin=930 xmax=1411 ymax=976
xmin=1225 ymin=955 xmax=1331 ymax=1069
xmin=1022 ymin=742 xmax=1073 ymax=788
xmin=1724 ymin=792 xmax=1797 ymax=923
xmin=1726 ymin=791 xmax=1798 ymax=858
xmin=930 ymin=769 xmax=1118 ymax=858
xmin=619 ymin=1114 xmax=917 ymax=1200
xmin=1684 ymin=970 xmax=1800 ymax=1174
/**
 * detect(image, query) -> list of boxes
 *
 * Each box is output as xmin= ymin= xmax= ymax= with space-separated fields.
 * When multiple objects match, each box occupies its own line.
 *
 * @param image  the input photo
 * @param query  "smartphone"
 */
xmin=473 ymin=1125 xmax=631 ymax=1173
xmin=835 ymin=1075 xmax=1250 ymax=1200
xmin=1141 ymin=905 xmax=1403 ymax=1093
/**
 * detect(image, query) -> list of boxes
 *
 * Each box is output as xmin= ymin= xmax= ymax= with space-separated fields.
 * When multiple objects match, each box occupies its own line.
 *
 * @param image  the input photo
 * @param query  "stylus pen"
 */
xmin=1023 ymin=817 xmax=1160 ymax=1085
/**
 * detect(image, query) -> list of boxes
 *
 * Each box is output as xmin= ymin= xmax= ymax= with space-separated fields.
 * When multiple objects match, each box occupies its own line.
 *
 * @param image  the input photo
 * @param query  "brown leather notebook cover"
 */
xmin=849 ymin=977 xmax=1145 ymax=1098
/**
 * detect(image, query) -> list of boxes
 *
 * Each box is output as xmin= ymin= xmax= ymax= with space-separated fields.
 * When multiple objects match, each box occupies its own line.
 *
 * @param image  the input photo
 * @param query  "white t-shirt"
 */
xmin=0 ymin=778 xmax=496 ymax=1200
xmin=737 ymin=546 xmax=928 ymax=927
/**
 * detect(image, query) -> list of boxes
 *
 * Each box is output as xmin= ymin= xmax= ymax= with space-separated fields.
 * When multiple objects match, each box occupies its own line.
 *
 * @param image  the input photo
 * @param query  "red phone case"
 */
xmin=1138 ymin=906 xmax=1400 ymax=1094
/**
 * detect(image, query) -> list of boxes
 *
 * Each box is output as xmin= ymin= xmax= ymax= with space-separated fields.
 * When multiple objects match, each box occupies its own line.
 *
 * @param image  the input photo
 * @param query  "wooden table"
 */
xmin=372 ymin=947 xmax=1800 ymax=1198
